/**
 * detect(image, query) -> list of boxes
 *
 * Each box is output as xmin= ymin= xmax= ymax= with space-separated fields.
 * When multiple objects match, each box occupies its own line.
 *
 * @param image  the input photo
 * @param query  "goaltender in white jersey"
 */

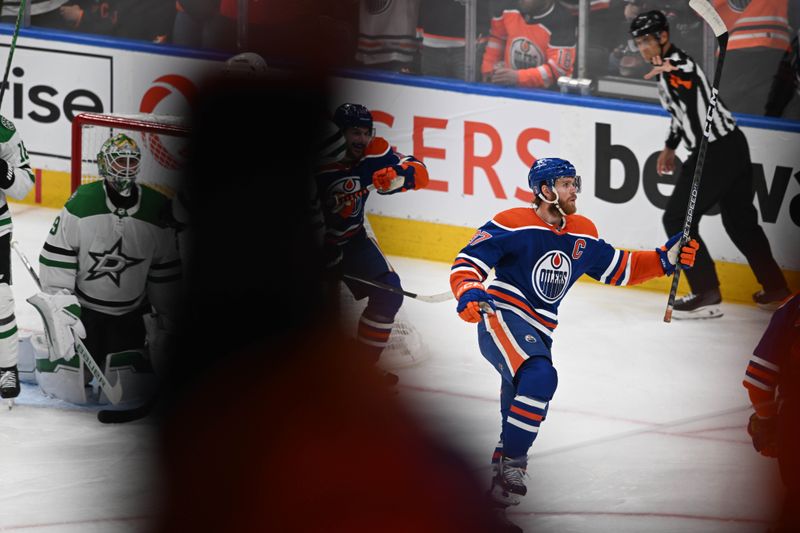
xmin=28 ymin=133 xmax=180 ymax=404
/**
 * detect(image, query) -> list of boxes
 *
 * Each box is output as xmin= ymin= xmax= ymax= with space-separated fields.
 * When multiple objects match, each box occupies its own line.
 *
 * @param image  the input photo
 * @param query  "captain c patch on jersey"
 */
xmin=532 ymin=250 xmax=571 ymax=304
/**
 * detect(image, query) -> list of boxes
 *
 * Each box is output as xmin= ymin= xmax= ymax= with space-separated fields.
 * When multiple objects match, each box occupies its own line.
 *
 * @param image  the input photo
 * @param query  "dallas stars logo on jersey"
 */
xmin=86 ymin=238 xmax=144 ymax=287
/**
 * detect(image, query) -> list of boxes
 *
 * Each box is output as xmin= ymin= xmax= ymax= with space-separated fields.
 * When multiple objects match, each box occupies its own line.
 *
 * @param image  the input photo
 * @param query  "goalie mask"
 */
xmin=97 ymin=133 xmax=141 ymax=196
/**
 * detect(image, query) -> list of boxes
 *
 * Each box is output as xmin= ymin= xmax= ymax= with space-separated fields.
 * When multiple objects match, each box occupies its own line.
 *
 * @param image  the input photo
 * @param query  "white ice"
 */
xmin=1 ymin=204 xmax=782 ymax=532
xmin=1 ymin=204 xmax=159 ymax=533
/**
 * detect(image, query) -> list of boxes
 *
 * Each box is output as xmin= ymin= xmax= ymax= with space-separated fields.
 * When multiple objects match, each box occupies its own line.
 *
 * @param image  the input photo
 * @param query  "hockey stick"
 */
xmin=343 ymin=274 xmax=453 ymax=303
xmin=97 ymin=396 xmax=154 ymax=424
xmin=10 ymin=241 xmax=124 ymax=405
xmin=0 ymin=0 xmax=26 ymax=109
xmin=664 ymin=0 xmax=728 ymax=323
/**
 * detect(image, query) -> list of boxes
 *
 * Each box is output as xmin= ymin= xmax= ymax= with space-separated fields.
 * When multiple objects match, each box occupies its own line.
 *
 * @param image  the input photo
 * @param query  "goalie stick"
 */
xmin=11 ymin=241 xmax=124 ymax=406
xmin=343 ymin=274 xmax=452 ymax=303
xmin=664 ymin=0 xmax=729 ymax=323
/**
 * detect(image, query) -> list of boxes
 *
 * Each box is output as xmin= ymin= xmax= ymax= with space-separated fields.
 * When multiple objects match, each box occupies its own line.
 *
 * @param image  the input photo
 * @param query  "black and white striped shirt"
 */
xmin=656 ymin=45 xmax=737 ymax=152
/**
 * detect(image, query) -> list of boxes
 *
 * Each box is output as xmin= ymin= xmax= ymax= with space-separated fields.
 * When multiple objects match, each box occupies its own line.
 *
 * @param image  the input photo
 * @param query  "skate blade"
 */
xmin=756 ymin=301 xmax=783 ymax=311
xmin=6 ymin=398 xmax=14 ymax=410
xmin=672 ymin=306 xmax=723 ymax=320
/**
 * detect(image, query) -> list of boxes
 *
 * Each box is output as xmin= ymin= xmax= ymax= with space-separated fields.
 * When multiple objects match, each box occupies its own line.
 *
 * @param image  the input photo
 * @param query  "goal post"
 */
xmin=71 ymin=112 xmax=191 ymax=196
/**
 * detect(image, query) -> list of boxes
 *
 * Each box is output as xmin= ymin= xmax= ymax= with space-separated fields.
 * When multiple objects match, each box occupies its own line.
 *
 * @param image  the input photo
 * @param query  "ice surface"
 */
xmin=1 ymin=204 xmax=783 ymax=532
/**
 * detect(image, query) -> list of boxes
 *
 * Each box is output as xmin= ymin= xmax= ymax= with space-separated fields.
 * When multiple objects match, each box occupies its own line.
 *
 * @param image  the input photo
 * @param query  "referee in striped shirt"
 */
xmin=630 ymin=10 xmax=789 ymax=319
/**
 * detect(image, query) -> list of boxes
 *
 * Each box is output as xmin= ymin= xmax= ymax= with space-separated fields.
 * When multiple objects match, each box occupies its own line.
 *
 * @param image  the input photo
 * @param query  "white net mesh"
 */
xmin=77 ymin=114 xmax=189 ymax=197
xmin=340 ymin=290 xmax=427 ymax=370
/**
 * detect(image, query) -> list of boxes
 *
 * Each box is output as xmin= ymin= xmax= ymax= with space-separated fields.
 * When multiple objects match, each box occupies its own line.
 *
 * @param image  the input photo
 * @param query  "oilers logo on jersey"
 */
xmin=327 ymin=176 xmax=364 ymax=218
xmin=532 ymin=250 xmax=571 ymax=303
xmin=510 ymin=38 xmax=545 ymax=69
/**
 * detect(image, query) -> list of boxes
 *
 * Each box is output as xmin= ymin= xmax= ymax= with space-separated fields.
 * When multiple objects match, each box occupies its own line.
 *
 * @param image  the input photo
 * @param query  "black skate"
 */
xmin=672 ymin=289 xmax=722 ymax=320
xmin=0 ymin=365 xmax=20 ymax=408
xmin=753 ymin=287 xmax=791 ymax=311
xmin=489 ymin=455 xmax=528 ymax=507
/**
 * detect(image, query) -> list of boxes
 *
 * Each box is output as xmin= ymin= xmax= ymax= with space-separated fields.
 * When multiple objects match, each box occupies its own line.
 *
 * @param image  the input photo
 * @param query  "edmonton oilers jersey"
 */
xmin=450 ymin=207 xmax=665 ymax=348
xmin=315 ymin=136 xmax=410 ymax=246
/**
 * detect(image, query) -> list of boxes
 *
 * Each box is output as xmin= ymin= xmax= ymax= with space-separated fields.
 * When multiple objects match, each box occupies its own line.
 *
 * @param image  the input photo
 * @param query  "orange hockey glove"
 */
xmin=658 ymin=233 xmax=700 ymax=275
xmin=372 ymin=166 xmax=406 ymax=193
xmin=747 ymin=412 xmax=778 ymax=458
xmin=455 ymin=281 xmax=496 ymax=323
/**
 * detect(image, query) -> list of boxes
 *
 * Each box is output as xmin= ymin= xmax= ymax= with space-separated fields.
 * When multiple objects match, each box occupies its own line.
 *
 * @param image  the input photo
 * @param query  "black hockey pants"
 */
xmin=662 ymin=127 xmax=787 ymax=295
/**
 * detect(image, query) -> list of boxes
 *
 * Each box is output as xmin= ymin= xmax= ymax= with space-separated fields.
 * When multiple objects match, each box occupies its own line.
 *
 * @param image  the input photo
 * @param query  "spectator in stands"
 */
xmin=59 ymin=0 xmax=175 ymax=42
xmin=608 ymin=0 xmax=701 ymax=79
xmin=558 ymin=0 xmax=617 ymax=78
xmin=765 ymin=30 xmax=800 ymax=120
xmin=419 ymin=0 xmax=490 ymax=80
xmin=717 ymin=0 xmax=798 ymax=116
xmin=482 ymin=0 xmax=576 ymax=89
xmin=201 ymin=1 xmax=355 ymax=68
xmin=171 ymin=0 xmax=220 ymax=48
xmin=1 ymin=0 xmax=72 ymax=30
xmin=355 ymin=0 xmax=421 ymax=73
xmin=608 ymin=0 xmax=651 ymax=78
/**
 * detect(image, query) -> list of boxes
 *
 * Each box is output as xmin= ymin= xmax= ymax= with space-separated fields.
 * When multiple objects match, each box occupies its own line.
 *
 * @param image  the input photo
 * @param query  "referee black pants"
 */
xmin=662 ymin=127 xmax=787 ymax=295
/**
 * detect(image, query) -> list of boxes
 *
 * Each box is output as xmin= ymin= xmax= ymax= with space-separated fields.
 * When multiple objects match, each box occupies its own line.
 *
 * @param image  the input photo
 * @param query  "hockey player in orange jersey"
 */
xmin=482 ymin=0 xmax=576 ymax=88
xmin=450 ymin=158 xmax=699 ymax=527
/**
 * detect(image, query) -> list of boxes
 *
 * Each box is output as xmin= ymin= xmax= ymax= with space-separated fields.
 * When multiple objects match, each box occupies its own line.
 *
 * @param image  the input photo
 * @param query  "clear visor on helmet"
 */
xmin=553 ymin=175 xmax=582 ymax=193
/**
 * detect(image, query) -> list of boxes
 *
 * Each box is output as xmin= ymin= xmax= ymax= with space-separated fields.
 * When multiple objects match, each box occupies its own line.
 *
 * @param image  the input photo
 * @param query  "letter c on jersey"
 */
xmin=572 ymin=238 xmax=586 ymax=260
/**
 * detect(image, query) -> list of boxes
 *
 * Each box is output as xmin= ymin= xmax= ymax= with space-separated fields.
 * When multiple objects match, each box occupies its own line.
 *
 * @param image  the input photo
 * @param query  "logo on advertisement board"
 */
xmin=138 ymin=75 xmax=195 ymax=170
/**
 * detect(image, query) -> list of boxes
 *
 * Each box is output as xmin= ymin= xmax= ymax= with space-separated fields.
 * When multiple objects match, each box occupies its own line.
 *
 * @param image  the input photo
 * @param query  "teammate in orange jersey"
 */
xmin=481 ymin=0 xmax=576 ymax=88
xmin=742 ymin=292 xmax=800 ymax=533
xmin=449 ymin=157 xmax=698 ymax=524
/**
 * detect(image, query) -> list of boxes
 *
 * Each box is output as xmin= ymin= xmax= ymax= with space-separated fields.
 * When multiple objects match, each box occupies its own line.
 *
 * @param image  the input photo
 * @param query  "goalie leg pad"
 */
xmin=101 ymin=350 xmax=156 ymax=405
xmin=34 ymin=333 xmax=87 ymax=404
xmin=16 ymin=335 xmax=38 ymax=383
xmin=0 ymin=283 xmax=18 ymax=368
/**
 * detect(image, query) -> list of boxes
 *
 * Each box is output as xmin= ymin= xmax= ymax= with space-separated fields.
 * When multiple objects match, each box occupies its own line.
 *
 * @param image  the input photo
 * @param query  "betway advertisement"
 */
xmin=0 ymin=34 xmax=218 ymax=169
xmin=334 ymin=77 xmax=800 ymax=270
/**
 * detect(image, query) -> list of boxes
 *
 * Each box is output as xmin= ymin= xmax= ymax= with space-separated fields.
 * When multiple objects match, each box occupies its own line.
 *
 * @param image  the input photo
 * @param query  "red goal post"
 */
xmin=71 ymin=112 xmax=191 ymax=196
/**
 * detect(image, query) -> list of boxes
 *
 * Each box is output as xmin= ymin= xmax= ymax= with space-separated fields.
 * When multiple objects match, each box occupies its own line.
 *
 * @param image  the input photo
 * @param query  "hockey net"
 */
xmin=339 ymin=217 xmax=428 ymax=370
xmin=71 ymin=113 xmax=190 ymax=196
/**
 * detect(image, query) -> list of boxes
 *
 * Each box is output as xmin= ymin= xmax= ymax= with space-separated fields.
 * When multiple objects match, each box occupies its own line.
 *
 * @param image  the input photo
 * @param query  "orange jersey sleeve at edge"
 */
xmin=626 ymin=250 xmax=667 ymax=285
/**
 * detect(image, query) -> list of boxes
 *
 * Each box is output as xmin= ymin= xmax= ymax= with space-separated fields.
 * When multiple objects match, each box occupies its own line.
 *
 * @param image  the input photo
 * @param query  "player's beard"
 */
xmin=347 ymin=141 xmax=366 ymax=160
xmin=558 ymin=194 xmax=577 ymax=215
